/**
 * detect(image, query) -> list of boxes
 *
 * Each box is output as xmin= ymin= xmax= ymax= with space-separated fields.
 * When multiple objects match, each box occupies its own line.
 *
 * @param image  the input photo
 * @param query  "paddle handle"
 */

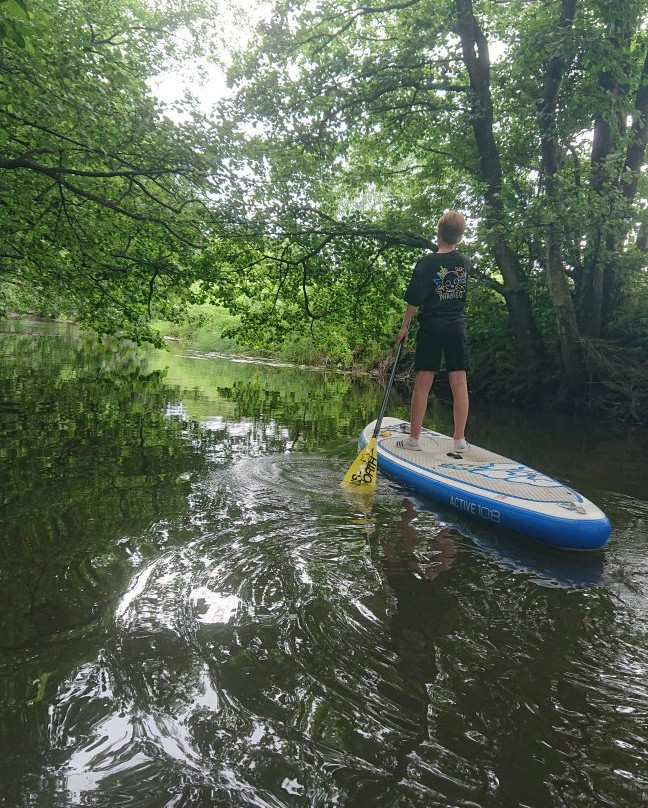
xmin=372 ymin=339 xmax=404 ymax=439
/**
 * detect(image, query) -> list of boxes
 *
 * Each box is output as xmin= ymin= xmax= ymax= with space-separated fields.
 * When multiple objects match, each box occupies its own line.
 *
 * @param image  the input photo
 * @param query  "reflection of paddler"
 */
xmin=381 ymin=497 xmax=456 ymax=582
xmin=370 ymin=497 xmax=457 ymax=794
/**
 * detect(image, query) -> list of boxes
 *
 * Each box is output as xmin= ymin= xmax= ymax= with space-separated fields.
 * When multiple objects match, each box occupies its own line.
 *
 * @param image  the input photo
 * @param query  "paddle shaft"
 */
xmin=372 ymin=339 xmax=404 ymax=439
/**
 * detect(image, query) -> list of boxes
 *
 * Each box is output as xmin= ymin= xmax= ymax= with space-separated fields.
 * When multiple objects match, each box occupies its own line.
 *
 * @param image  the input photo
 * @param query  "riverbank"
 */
xmin=7 ymin=309 xmax=648 ymax=426
xmin=153 ymin=305 xmax=392 ymax=376
xmin=153 ymin=306 xmax=648 ymax=427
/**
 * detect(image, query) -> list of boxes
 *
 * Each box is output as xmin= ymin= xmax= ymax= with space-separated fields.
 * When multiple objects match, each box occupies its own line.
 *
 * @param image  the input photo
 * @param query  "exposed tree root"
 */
xmin=581 ymin=338 xmax=648 ymax=424
xmin=380 ymin=338 xmax=648 ymax=425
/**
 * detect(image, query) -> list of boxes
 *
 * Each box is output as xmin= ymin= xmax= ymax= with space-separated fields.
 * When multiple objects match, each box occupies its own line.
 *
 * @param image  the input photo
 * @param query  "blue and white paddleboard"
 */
xmin=360 ymin=417 xmax=611 ymax=550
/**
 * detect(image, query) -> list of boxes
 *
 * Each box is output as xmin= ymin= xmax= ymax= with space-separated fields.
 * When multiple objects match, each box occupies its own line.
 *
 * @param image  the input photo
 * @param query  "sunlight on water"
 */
xmin=1 ymin=320 xmax=647 ymax=808
xmin=191 ymin=588 xmax=241 ymax=624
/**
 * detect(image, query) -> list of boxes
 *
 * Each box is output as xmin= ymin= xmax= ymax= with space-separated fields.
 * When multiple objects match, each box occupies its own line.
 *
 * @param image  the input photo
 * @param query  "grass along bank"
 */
xmin=153 ymin=304 xmax=377 ymax=370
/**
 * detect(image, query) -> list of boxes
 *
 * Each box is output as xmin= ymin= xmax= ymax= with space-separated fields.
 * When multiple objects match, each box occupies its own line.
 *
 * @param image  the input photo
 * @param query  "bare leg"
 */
xmin=410 ymin=371 xmax=435 ymax=439
xmin=448 ymin=370 xmax=469 ymax=441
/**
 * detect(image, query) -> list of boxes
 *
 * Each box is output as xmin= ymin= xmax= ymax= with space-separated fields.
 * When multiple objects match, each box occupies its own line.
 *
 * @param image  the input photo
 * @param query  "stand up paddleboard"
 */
xmin=359 ymin=417 xmax=611 ymax=550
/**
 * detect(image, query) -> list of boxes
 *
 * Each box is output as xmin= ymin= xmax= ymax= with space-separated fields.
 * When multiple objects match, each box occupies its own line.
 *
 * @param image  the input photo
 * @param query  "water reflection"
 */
xmin=1 ymin=320 xmax=647 ymax=808
xmin=48 ymin=460 xmax=429 ymax=807
xmin=383 ymin=497 xmax=456 ymax=581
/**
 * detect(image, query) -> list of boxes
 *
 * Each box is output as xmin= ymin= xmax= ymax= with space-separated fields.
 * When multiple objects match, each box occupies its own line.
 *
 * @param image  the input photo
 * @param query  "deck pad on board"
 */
xmin=379 ymin=424 xmax=583 ymax=506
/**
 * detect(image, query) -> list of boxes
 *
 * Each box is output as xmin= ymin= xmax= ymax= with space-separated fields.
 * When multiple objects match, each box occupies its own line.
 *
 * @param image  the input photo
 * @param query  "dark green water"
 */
xmin=1 ymin=319 xmax=646 ymax=808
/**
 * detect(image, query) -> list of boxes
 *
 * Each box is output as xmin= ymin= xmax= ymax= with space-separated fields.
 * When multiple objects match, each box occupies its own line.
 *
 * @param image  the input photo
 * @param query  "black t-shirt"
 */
xmin=403 ymin=250 xmax=472 ymax=331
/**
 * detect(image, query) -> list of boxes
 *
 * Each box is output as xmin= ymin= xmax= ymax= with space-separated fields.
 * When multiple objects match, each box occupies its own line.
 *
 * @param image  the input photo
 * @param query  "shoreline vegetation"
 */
xmin=154 ymin=306 xmax=648 ymax=428
xmin=152 ymin=305 xmax=376 ymax=374
xmin=5 ymin=308 xmax=646 ymax=428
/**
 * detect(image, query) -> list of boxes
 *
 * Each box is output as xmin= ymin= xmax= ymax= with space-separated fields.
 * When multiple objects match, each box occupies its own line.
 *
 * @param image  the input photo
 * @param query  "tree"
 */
xmin=534 ymin=0 xmax=586 ymax=389
xmin=220 ymin=0 xmax=647 ymax=397
xmin=2 ymin=0 xmax=646 ymax=410
xmin=0 ymin=0 xmax=228 ymax=342
xmin=579 ymin=6 xmax=648 ymax=336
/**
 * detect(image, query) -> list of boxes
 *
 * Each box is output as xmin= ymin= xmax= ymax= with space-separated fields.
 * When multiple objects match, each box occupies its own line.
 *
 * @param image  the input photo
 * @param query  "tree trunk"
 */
xmin=453 ymin=0 xmax=545 ymax=370
xmin=578 ymin=14 xmax=633 ymax=337
xmin=538 ymin=0 xmax=588 ymax=390
xmin=601 ymin=48 xmax=648 ymax=328
xmin=637 ymin=218 xmax=647 ymax=253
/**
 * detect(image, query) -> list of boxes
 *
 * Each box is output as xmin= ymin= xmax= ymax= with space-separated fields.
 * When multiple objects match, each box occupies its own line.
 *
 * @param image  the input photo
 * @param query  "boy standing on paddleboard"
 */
xmin=396 ymin=210 xmax=472 ymax=452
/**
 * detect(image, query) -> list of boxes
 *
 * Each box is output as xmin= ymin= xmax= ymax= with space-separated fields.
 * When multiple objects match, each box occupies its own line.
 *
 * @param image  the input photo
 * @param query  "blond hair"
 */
xmin=437 ymin=210 xmax=466 ymax=245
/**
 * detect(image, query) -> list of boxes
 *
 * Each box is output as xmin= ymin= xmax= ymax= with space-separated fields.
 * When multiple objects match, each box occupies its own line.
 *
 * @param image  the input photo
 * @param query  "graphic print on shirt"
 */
xmin=434 ymin=265 xmax=467 ymax=302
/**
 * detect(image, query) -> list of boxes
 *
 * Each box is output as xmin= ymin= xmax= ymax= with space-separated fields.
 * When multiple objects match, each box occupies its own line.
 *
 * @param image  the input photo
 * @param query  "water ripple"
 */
xmin=44 ymin=455 xmax=648 ymax=807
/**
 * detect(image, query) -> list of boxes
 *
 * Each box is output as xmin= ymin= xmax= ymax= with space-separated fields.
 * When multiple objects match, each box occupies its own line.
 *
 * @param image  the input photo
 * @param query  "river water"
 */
xmin=0 ymin=319 xmax=646 ymax=808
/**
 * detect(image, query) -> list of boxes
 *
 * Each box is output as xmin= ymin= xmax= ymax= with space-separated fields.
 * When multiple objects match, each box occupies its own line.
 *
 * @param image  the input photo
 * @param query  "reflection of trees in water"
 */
xmin=43 ymin=527 xmax=426 ymax=807
xmin=200 ymin=373 xmax=384 ymax=453
xmin=35 ymin=480 xmax=455 ymax=806
xmin=0 ymin=328 xmax=212 ymax=806
xmin=148 ymin=344 xmax=406 ymax=454
xmin=374 ymin=499 xmax=645 ymax=808
xmin=0 ymin=333 xmax=207 ymax=650
xmin=2 ymin=325 xmax=645 ymax=808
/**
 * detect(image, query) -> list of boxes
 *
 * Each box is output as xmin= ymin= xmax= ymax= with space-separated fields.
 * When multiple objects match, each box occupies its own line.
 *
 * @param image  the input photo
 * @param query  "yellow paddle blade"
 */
xmin=341 ymin=438 xmax=379 ymax=489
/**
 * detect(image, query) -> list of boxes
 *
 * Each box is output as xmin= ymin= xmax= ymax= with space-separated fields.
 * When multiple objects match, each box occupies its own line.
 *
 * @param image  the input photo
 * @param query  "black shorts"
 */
xmin=414 ymin=328 xmax=470 ymax=373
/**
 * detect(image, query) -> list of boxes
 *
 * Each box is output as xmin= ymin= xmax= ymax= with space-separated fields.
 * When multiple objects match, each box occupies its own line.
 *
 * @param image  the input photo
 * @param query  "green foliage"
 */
xmin=0 ymin=0 xmax=33 ymax=52
xmin=1 ymin=0 xmax=646 ymax=402
xmin=210 ymin=0 xmax=647 ymax=397
xmin=614 ymin=261 xmax=648 ymax=350
xmin=196 ymin=228 xmax=419 ymax=366
xmin=0 ymin=0 xmax=228 ymax=343
xmin=154 ymin=303 xmax=242 ymax=353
